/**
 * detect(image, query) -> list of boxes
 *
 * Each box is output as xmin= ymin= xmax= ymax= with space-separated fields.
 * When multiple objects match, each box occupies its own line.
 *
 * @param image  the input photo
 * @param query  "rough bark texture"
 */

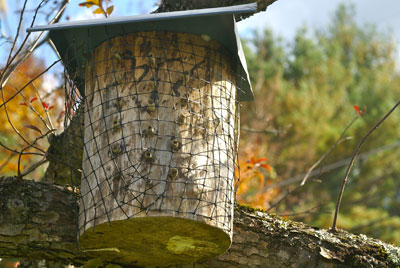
xmin=155 ymin=0 xmax=278 ymax=21
xmin=0 ymin=177 xmax=84 ymax=265
xmin=1 ymin=177 xmax=400 ymax=267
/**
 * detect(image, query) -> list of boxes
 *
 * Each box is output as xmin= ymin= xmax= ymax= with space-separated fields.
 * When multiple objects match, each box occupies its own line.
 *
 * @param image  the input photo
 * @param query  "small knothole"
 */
xmin=143 ymin=125 xmax=155 ymax=137
xmin=143 ymin=151 xmax=154 ymax=163
xmin=169 ymin=168 xmax=178 ymax=179
xmin=170 ymin=139 xmax=181 ymax=152
xmin=177 ymin=114 xmax=185 ymax=125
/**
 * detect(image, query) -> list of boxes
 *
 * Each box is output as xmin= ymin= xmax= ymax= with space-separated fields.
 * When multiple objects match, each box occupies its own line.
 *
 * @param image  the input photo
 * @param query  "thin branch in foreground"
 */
xmin=0 ymin=60 xmax=60 ymax=109
xmin=332 ymin=99 xmax=400 ymax=232
xmin=17 ymin=129 xmax=55 ymax=178
xmin=0 ymin=154 xmax=15 ymax=172
xmin=266 ymin=116 xmax=358 ymax=212
xmin=300 ymin=116 xmax=358 ymax=186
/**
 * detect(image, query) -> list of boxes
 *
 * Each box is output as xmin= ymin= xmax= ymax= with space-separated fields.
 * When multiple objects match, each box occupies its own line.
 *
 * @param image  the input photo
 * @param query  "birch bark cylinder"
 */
xmin=79 ymin=31 xmax=238 ymax=266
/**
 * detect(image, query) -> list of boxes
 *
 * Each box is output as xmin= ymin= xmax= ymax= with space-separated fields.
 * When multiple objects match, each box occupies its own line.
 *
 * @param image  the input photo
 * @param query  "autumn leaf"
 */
xmin=106 ymin=5 xmax=114 ymax=15
xmin=19 ymin=102 xmax=27 ymax=106
xmin=93 ymin=7 xmax=104 ymax=14
xmin=30 ymin=97 xmax=38 ymax=103
xmin=353 ymin=105 xmax=366 ymax=116
xmin=24 ymin=125 xmax=42 ymax=135
xmin=42 ymin=101 xmax=49 ymax=110
xmin=78 ymin=2 xmax=95 ymax=8
xmin=260 ymin=164 xmax=272 ymax=172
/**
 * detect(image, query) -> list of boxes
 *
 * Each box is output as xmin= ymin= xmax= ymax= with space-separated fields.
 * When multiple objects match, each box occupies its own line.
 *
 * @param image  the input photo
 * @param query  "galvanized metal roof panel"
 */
xmin=27 ymin=3 xmax=257 ymax=32
xmin=27 ymin=3 xmax=256 ymax=101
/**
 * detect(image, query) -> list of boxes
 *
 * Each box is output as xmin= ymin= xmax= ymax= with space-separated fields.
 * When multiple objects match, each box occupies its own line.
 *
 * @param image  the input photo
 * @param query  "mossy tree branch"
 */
xmin=0 ymin=177 xmax=399 ymax=267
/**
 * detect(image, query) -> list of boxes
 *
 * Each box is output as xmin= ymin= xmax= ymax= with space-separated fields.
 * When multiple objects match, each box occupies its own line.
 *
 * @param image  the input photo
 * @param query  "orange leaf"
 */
xmin=25 ymin=125 xmax=42 ymax=135
xmin=257 ymin=158 xmax=268 ymax=163
xmin=106 ymin=5 xmax=114 ymax=15
xmin=260 ymin=164 xmax=272 ymax=172
xmin=353 ymin=105 xmax=360 ymax=112
xmin=19 ymin=102 xmax=27 ymax=106
xmin=93 ymin=7 xmax=104 ymax=14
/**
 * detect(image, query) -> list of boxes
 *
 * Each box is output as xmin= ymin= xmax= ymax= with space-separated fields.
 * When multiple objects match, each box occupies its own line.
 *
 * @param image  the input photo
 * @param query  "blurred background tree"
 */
xmin=237 ymin=4 xmax=400 ymax=244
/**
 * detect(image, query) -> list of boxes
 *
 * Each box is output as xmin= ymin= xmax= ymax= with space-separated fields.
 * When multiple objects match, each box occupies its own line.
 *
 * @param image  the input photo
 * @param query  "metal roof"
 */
xmin=27 ymin=3 xmax=256 ymax=101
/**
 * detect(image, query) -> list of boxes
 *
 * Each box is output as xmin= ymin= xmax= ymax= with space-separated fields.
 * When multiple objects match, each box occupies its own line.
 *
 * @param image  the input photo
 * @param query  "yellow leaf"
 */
xmin=88 ymin=0 xmax=100 ymax=5
xmin=79 ymin=1 xmax=95 ymax=8
xmin=107 ymin=5 xmax=114 ymax=15
xmin=93 ymin=7 xmax=104 ymax=15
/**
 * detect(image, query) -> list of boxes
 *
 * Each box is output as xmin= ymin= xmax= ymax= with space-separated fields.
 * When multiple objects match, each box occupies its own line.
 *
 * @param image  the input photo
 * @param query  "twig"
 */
xmin=0 ymin=154 xmax=15 ymax=172
xmin=332 ymin=99 xmax=400 ymax=232
xmin=9 ymin=83 xmax=53 ymax=131
xmin=0 ymin=0 xmax=69 ymax=89
xmin=4 ymin=0 xmax=29 ymax=69
xmin=267 ymin=116 xmax=358 ymax=212
xmin=300 ymin=117 xmax=358 ymax=186
xmin=241 ymin=127 xmax=286 ymax=135
xmin=280 ymin=204 xmax=327 ymax=217
xmin=19 ymin=157 xmax=48 ymax=178
xmin=17 ymin=129 xmax=55 ymax=178
xmin=0 ymin=140 xmax=44 ymax=156
xmin=0 ymin=60 xmax=60 ymax=109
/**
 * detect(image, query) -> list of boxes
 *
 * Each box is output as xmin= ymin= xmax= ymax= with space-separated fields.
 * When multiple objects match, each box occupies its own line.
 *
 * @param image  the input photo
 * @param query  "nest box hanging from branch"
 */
xmin=28 ymin=3 xmax=255 ymax=266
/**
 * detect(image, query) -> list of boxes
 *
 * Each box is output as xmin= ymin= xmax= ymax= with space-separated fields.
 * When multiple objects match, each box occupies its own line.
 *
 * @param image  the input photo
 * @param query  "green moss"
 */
xmin=83 ymin=258 xmax=103 ymax=268
xmin=236 ymin=203 xmax=265 ymax=213
xmin=79 ymin=216 xmax=231 ymax=267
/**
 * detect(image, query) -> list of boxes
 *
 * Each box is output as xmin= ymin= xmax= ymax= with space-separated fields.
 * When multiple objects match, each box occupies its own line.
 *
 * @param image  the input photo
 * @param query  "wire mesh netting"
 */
xmin=63 ymin=30 xmax=246 ymax=239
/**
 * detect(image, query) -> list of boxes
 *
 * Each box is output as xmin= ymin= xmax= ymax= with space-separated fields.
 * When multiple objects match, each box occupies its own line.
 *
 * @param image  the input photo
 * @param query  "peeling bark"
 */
xmin=0 ymin=177 xmax=399 ymax=267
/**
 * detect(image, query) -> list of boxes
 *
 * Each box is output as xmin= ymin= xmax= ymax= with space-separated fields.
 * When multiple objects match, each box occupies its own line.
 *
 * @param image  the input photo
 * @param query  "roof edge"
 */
xmin=27 ymin=3 xmax=257 ymax=32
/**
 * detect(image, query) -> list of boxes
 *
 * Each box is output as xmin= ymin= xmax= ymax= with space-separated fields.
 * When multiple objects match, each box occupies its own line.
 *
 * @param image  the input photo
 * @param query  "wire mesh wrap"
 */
xmin=64 ymin=30 xmax=242 ymax=265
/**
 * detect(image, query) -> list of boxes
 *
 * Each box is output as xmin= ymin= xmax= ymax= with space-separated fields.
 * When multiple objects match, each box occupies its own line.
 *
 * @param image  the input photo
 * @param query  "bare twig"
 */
xmin=0 ymin=0 xmax=69 ymax=89
xmin=19 ymin=157 xmax=48 ymax=177
xmin=332 ymin=99 xmax=400 ymax=232
xmin=280 ymin=204 xmax=327 ymax=217
xmin=4 ymin=0 xmax=29 ymax=68
xmin=300 ymin=117 xmax=358 ymax=186
xmin=241 ymin=126 xmax=287 ymax=135
xmin=267 ymin=116 xmax=358 ymax=212
xmin=0 ymin=60 xmax=60 ymax=109
xmin=0 ymin=140 xmax=44 ymax=156
xmin=17 ymin=129 xmax=55 ymax=178
xmin=0 ymin=154 xmax=15 ymax=172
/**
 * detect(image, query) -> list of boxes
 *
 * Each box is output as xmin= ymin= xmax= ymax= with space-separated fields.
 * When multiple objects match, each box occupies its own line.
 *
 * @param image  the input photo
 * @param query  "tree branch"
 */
xmin=155 ymin=0 xmax=278 ymax=21
xmin=0 ymin=177 xmax=399 ymax=267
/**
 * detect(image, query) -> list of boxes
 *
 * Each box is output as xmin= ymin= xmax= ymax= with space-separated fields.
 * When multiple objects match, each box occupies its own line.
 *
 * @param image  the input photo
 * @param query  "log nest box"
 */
xmin=28 ymin=3 xmax=255 ymax=266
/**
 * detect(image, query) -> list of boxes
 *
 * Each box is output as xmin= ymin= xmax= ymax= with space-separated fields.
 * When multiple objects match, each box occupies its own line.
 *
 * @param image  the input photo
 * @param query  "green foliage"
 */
xmin=241 ymin=4 xmax=400 ymax=244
